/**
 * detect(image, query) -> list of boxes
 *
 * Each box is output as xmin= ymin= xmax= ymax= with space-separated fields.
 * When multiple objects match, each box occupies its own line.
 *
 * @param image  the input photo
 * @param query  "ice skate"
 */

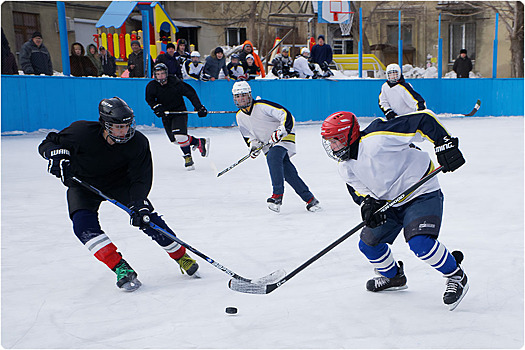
xmin=267 ymin=194 xmax=283 ymax=213
xmin=176 ymin=252 xmax=200 ymax=277
xmin=306 ymin=197 xmax=321 ymax=212
xmin=443 ymin=250 xmax=469 ymax=311
xmin=192 ymin=137 xmax=210 ymax=157
xmin=366 ymin=261 xmax=407 ymax=292
xmin=183 ymin=154 xmax=195 ymax=171
xmin=113 ymin=258 xmax=142 ymax=292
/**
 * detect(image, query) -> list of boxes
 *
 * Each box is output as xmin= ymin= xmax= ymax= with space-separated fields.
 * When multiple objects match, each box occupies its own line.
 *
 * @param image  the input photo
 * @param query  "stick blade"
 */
xmin=463 ymin=99 xmax=481 ymax=116
xmin=228 ymin=269 xmax=286 ymax=295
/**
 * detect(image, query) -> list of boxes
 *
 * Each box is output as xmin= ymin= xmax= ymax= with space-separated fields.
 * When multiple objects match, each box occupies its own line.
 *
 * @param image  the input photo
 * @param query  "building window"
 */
xmin=449 ymin=22 xmax=476 ymax=61
xmin=13 ymin=11 xmax=40 ymax=52
xmin=386 ymin=24 xmax=412 ymax=47
xmin=332 ymin=39 xmax=354 ymax=54
xmin=226 ymin=28 xmax=246 ymax=46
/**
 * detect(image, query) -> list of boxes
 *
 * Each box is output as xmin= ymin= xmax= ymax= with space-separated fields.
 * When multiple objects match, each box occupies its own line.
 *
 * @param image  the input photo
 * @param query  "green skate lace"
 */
xmin=177 ymin=253 xmax=196 ymax=274
xmin=115 ymin=262 xmax=134 ymax=280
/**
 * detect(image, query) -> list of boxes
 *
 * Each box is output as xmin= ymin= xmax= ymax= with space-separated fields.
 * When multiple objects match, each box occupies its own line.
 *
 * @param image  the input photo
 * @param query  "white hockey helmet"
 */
xmin=301 ymin=47 xmax=310 ymax=56
xmin=190 ymin=51 xmax=200 ymax=57
xmin=232 ymin=81 xmax=252 ymax=109
xmin=386 ymin=63 xmax=402 ymax=83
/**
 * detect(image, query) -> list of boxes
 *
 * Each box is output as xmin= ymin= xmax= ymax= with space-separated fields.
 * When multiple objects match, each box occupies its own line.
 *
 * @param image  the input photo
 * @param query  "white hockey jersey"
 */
xmin=293 ymin=56 xmax=314 ymax=78
xmin=183 ymin=61 xmax=204 ymax=80
xmin=378 ymin=76 xmax=426 ymax=117
xmin=338 ymin=110 xmax=450 ymax=207
xmin=236 ymin=99 xmax=296 ymax=157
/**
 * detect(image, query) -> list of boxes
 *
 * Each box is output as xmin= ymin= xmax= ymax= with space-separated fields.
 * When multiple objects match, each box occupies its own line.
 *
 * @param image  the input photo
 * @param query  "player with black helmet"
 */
xmin=38 ymin=97 xmax=200 ymax=292
xmin=320 ymin=110 xmax=468 ymax=310
xmin=146 ymin=63 xmax=209 ymax=170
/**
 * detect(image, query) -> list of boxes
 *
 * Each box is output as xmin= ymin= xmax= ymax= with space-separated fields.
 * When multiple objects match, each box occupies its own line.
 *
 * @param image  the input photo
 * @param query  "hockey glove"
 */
xmin=270 ymin=125 xmax=287 ymax=144
xmin=129 ymin=199 xmax=154 ymax=229
xmin=196 ymin=105 xmax=208 ymax=118
xmin=385 ymin=110 xmax=397 ymax=120
xmin=45 ymin=147 xmax=72 ymax=186
xmin=249 ymin=139 xmax=264 ymax=159
xmin=153 ymin=104 xmax=167 ymax=118
xmin=434 ymin=136 xmax=465 ymax=173
xmin=361 ymin=195 xmax=388 ymax=229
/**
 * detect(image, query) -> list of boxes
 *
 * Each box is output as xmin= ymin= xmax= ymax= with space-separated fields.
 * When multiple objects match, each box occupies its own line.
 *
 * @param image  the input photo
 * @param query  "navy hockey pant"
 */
xmin=265 ymin=145 xmax=313 ymax=202
xmin=357 ymin=190 xmax=458 ymax=277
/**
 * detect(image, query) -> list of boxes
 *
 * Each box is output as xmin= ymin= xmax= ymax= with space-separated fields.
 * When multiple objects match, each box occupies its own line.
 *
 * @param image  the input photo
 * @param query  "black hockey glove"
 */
xmin=44 ymin=147 xmax=72 ymax=186
xmin=434 ymin=136 xmax=465 ymax=173
xmin=196 ymin=105 xmax=208 ymax=118
xmin=153 ymin=104 xmax=167 ymax=118
xmin=385 ymin=110 xmax=397 ymax=120
xmin=129 ymin=199 xmax=154 ymax=229
xmin=361 ymin=195 xmax=387 ymax=229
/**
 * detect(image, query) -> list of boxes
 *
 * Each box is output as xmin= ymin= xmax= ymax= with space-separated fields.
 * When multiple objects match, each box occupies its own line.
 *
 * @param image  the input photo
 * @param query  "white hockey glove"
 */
xmin=269 ymin=125 xmax=287 ymax=145
xmin=249 ymin=139 xmax=264 ymax=159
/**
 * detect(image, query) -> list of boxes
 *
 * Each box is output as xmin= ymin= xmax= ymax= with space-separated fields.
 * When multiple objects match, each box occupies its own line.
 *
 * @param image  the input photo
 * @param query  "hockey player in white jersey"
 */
xmin=232 ymin=81 xmax=321 ymax=213
xmin=379 ymin=63 xmax=426 ymax=120
xmin=320 ymin=110 xmax=468 ymax=310
xmin=183 ymin=51 xmax=204 ymax=80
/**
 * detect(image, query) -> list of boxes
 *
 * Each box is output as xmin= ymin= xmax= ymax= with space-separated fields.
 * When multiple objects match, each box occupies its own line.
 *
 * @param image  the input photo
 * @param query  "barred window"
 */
xmin=449 ymin=22 xmax=476 ymax=61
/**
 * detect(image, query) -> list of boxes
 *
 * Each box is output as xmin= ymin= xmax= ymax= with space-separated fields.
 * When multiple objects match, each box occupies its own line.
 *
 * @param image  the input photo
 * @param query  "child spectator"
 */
xmin=99 ymin=46 xmax=116 ymax=77
xmin=69 ymin=42 xmax=98 ymax=77
xmin=238 ymin=40 xmax=265 ymax=77
xmin=203 ymin=47 xmax=230 ymax=81
xmin=227 ymin=53 xmax=246 ymax=80
xmin=183 ymin=51 xmax=204 ymax=80
xmin=86 ymin=44 xmax=103 ymax=76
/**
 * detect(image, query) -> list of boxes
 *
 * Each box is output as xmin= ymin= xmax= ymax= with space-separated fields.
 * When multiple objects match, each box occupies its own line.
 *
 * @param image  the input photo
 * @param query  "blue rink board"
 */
xmin=1 ymin=75 xmax=523 ymax=133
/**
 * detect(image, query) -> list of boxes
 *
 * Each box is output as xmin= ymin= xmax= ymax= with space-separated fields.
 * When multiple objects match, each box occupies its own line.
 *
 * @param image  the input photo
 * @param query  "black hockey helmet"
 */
xmin=98 ymin=97 xmax=136 ymax=143
xmin=154 ymin=63 xmax=168 ymax=84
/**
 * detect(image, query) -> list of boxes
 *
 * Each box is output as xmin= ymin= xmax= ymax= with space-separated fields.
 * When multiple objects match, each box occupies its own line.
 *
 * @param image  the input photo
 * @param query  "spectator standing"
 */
xmin=226 ymin=53 xmax=246 ymax=80
xmin=155 ymin=42 xmax=182 ymax=78
xmin=99 ymin=46 xmax=116 ymax=77
xmin=293 ymin=48 xmax=315 ymax=79
xmin=174 ymin=38 xmax=190 ymax=63
xmin=452 ymin=49 xmax=473 ymax=78
xmin=203 ymin=47 xmax=230 ymax=81
xmin=128 ymin=40 xmax=153 ymax=78
xmin=19 ymin=31 xmax=53 ymax=75
xmin=86 ymin=44 xmax=103 ymax=76
xmin=70 ymin=42 xmax=98 ymax=77
xmin=242 ymin=54 xmax=260 ymax=80
xmin=183 ymin=51 xmax=204 ymax=80
xmin=238 ymin=40 xmax=265 ymax=78
xmin=1 ymin=28 xmax=18 ymax=75
xmin=310 ymin=35 xmax=333 ymax=73
xmin=271 ymin=47 xmax=295 ymax=78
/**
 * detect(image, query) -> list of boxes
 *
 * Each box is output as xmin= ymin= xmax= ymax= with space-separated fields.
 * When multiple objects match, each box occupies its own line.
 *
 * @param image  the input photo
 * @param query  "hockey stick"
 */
xmin=165 ymin=110 xmax=238 ymax=115
xmin=217 ymin=143 xmax=271 ymax=177
xmin=71 ymin=176 xmax=284 ymax=283
xmin=463 ymin=99 xmax=481 ymax=116
xmin=229 ymin=166 xmax=444 ymax=295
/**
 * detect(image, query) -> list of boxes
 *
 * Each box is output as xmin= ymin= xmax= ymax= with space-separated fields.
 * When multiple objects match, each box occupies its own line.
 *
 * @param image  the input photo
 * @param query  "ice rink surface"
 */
xmin=2 ymin=116 xmax=523 ymax=349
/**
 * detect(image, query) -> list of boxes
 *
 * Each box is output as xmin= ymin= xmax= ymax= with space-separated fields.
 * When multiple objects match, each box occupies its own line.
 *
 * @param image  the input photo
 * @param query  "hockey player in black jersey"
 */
xmin=146 ymin=63 xmax=209 ymax=170
xmin=38 ymin=97 xmax=199 ymax=291
xmin=321 ymin=110 xmax=468 ymax=310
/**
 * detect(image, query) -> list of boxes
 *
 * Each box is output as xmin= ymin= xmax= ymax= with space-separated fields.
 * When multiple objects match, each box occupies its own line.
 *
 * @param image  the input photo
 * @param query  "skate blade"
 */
xmin=185 ymin=165 xmax=195 ymax=171
xmin=119 ymin=278 xmax=142 ymax=292
xmin=268 ymin=204 xmax=281 ymax=213
xmin=203 ymin=138 xmax=210 ymax=157
xmin=307 ymin=205 xmax=322 ymax=212
xmin=189 ymin=270 xmax=201 ymax=279
xmin=447 ymin=283 xmax=469 ymax=311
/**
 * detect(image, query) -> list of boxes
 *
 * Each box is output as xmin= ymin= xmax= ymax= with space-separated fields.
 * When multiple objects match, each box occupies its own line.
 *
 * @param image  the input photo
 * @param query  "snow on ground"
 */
xmin=1 ymin=116 xmax=523 ymax=349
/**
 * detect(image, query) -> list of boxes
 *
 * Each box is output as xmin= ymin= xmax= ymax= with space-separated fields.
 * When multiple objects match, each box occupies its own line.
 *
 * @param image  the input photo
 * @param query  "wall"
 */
xmin=1 ymin=76 xmax=523 ymax=133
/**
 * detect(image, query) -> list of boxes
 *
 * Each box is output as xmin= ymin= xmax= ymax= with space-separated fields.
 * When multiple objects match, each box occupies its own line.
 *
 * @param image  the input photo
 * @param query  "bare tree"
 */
xmin=464 ymin=1 xmax=523 ymax=77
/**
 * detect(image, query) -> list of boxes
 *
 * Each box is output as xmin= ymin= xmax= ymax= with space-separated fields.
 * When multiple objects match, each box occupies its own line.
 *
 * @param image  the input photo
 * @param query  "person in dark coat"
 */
xmin=19 ymin=31 xmax=53 ymax=75
xmin=155 ymin=42 xmax=182 ymax=78
xmin=1 ymin=28 xmax=18 ymax=75
xmin=310 ymin=35 xmax=333 ymax=72
xmin=202 ymin=47 xmax=230 ymax=81
xmin=452 ymin=49 xmax=473 ymax=78
xmin=99 ymin=46 xmax=116 ymax=76
xmin=127 ymin=40 xmax=154 ymax=78
xmin=69 ymin=42 xmax=98 ymax=77
xmin=86 ymin=43 xmax=103 ymax=76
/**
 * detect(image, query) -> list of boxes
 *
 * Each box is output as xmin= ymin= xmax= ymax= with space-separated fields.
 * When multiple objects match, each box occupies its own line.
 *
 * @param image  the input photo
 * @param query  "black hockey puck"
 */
xmin=225 ymin=307 xmax=238 ymax=314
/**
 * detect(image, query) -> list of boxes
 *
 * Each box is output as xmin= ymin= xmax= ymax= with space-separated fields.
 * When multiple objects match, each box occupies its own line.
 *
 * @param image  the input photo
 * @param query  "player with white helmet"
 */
xmin=379 ymin=63 xmax=427 ymax=120
xmin=293 ymin=47 xmax=315 ymax=78
xmin=232 ymin=81 xmax=321 ymax=213
xmin=320 ymin=110 xmax=468 ymax=310
xmin=183 ymin=51 xmax=204 ymax=80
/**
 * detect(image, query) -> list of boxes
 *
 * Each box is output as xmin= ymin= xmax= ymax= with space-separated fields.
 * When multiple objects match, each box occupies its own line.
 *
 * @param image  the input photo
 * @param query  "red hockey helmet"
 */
xmin=321 ymin=111 xmax=360 ymax=161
